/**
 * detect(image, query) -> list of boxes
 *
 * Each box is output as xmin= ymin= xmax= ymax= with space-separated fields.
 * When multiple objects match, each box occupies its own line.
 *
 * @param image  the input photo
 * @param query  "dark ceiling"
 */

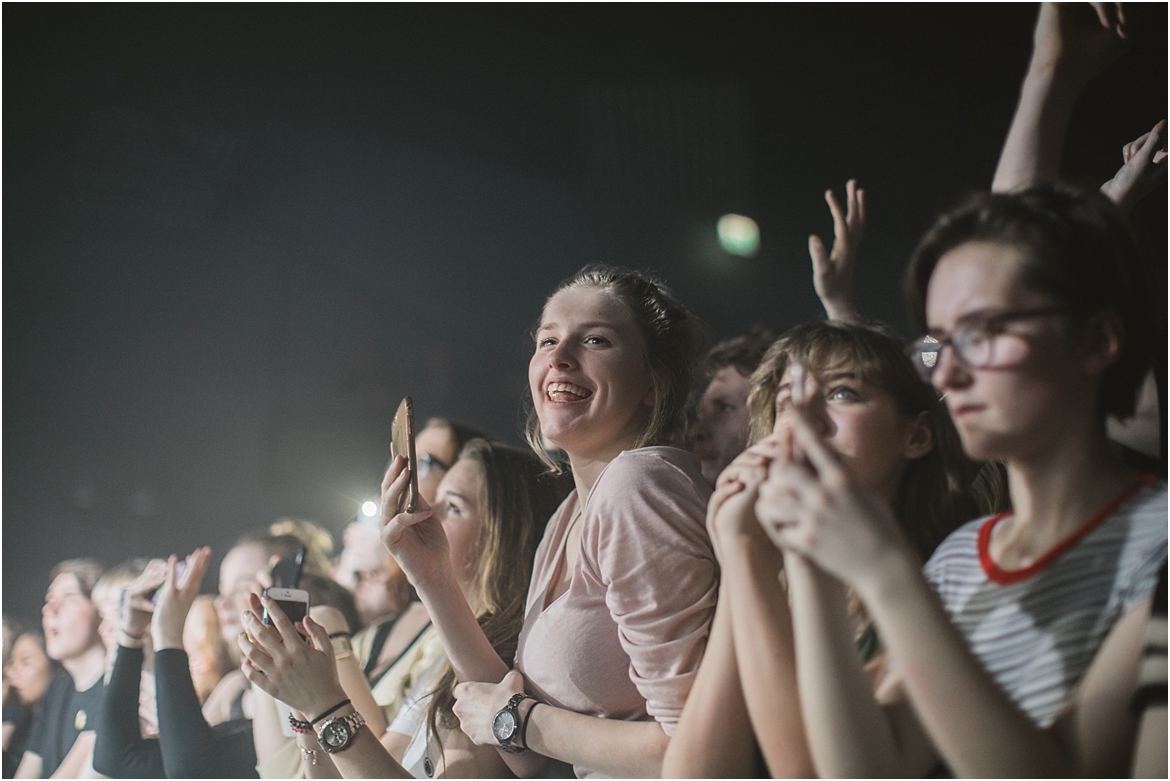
xmin=4 ymin=3 xmax=1165 ymax=624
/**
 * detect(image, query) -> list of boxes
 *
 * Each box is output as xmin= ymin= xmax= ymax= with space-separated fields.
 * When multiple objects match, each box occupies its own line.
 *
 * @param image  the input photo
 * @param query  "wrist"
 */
xmin=852 ymin=542 xmax=918 ymax=608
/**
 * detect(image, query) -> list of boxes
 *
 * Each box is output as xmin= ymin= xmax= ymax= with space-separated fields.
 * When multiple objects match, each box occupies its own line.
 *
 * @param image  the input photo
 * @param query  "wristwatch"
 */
xmin=330 ymin=634 xmax=354 ymax=660
xmin=492 ymin=693 xmax=532 ymax=754
xmin=317 ymin=710 xmax=366 ymax=753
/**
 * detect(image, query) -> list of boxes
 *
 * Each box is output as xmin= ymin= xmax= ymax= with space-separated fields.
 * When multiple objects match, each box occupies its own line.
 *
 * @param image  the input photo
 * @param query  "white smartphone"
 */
xmin=262 ymin=587 xmax=311 ymax=629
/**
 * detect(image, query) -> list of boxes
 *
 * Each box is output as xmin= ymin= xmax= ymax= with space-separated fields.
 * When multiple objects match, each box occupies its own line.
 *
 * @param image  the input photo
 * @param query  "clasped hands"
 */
xmin=711 ymin=407 xmax=905 ymax=587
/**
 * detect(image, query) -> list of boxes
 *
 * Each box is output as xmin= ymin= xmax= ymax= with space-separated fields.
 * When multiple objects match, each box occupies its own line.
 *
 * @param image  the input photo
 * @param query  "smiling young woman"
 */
xmin=379 ymin=264 xmax=717 ymax=778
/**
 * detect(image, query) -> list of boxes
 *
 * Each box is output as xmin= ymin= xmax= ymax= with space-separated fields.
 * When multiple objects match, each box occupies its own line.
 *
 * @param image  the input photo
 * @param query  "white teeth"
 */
xmin=547 ymin=382 xmax=590 ymax=398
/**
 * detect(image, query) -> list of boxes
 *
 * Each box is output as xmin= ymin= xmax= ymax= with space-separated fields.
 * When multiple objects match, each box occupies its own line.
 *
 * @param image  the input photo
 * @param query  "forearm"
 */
xmin=992 ymin=59 xmax=1083 ymax=192
xmin=524 ymin=703 xmax=670 ymax=778
xmin=662 ymin=586 xmax=760 ymax=778
xmin=724 ymin=541 xmax=814 ymax=778
xmin=416 ymin=571 xmax=509 ymax=684
xmin=93 ymin=646 xmax=162 ymax=778
xmin=336 ymin=653 xmax=387 ymax=737
xmin=50 ymin=732 xmax=96 ymax=779
xmin=299 ymin=724 xmax=410 ymax=779
xmin=785 ymin=554 xmax=906 ymax=777
xmin=251 ymin=687 xmax=294 ymax=770
xmin=858 ymin=550 xmax=1071 ymax=777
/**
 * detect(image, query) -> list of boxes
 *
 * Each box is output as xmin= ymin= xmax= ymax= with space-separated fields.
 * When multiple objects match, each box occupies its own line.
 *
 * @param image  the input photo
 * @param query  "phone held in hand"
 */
xmin=262 ymin=587 xmax=311 ymax=632
xmin=390 ymin=396 xmax=420 ymax=513
xmin=271 ymin=547 xmax=306 ymax=589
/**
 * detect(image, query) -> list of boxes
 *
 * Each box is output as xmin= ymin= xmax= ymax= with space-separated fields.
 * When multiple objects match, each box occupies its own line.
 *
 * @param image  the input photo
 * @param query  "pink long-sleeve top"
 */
xmin=514 ymin=446 xmax=718 ymax=778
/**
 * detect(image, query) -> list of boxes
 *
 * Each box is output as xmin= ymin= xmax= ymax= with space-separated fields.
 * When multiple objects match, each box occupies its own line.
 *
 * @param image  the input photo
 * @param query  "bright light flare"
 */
xmin=717 ymin=214 xmax=760 ymax=257
xmin=361 ymin=500 xmax=378 ymax=517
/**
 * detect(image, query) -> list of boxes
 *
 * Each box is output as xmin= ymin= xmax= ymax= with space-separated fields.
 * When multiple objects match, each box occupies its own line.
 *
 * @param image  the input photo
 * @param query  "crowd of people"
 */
xmin=3 ymin=4 xmax=1167 ymax=778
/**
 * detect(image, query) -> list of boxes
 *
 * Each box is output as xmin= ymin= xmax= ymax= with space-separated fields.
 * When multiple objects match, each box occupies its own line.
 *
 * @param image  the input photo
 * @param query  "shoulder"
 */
xmin=591 ymin=446 xmax=711 ymax=504
xmin=923 ymin=515 xmax=989 ymax=585
xmin=582 ymin=447 xmax=714 ymax=560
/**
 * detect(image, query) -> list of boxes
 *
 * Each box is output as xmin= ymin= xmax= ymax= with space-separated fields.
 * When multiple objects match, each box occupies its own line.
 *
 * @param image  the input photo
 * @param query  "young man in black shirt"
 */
xmin=15 ymin=559 xmax=106 ymax=778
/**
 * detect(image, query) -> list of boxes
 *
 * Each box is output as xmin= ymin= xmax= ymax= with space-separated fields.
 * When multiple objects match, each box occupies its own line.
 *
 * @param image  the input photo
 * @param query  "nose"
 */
xmin=547 ymin=339 xmax=577 ymax=370
xmin=931 ymin=344 xmax=971 ymax=393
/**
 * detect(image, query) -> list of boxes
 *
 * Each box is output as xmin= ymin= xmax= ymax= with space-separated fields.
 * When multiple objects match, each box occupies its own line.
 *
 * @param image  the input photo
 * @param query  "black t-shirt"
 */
xmin=23 ymin=670 xmax=105 ymax=776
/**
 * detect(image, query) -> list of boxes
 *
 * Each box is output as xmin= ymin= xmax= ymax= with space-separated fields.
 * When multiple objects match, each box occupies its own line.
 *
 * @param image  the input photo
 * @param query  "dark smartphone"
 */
xmin=262 ymin=587 xmax=311 ymax=629
xmin=271 ymin=547 xmax=306 ymax=589
xmin=390 ymin=396 xmax=420 ymax=513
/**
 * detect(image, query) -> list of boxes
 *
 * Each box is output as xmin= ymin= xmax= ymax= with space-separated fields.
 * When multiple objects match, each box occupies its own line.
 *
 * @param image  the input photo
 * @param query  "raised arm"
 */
xmin=379 ymin=457 xmax=509 ymax=686
xmin=992 ymin=2 xmax=1127 ymax=192
xmin=810 ymin=179 xmax=866 ymax=323
xmin=92 ymin=561 xmax=168 ymax=778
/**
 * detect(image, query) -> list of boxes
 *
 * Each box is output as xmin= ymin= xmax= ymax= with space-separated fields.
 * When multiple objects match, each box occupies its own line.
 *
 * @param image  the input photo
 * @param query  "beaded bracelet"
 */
xmin=288 ymin=714 xmax=314 ymax=734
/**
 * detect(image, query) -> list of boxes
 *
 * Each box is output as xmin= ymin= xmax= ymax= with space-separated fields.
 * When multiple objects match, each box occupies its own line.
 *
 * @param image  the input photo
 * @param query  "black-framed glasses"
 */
xmin=909 ymin=306 xmax=1070 ymax=381
xmin=416 ymin=451 xmax=451 ymax=478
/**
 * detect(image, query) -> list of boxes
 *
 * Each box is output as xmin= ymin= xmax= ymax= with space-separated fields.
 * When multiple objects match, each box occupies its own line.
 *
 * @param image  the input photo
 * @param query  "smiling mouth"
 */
xmin=546 ymin=381 xmax=593 ymax=402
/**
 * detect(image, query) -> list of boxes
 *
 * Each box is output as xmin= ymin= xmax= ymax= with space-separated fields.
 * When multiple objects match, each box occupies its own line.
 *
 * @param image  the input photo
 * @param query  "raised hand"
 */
xmin=152 ymin=547 xmax=212 ymax=651
xmin=706 ymin=433 xmax=792 ymax=560
xmin=119 ymin=558 xmax=168 ymax=642
xmin=379 ymin=455 xmax=452 ymax=588
xmin=754 ymin=409 xmax=908 ymax=591
xmin=238 ymin=592 xmax=347 ymax=720
xmin=1101 ymin=120 xmax=1168 ymax=212
xmin=810 ymin=179 xmax=866 ymax=322
xmin=1031 ymin=2 xmax=1127 ymax=82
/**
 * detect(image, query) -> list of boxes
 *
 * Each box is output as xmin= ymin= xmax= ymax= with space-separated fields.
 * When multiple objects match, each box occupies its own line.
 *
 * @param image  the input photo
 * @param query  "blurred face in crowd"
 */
xmin=925 ymin=241 xmax=1092 ymax=462
xmin=771 ymin=359 xmax=929 ymax=504
xmin=434 ymin=457 xmax=485 ymax=593
xmin=5 ymin=634 xmax=54 ymax=706
xmin=529 ymin=286 xmax=654 ymax=460
xmin=415 ymin=423 xmax=461 ymax=505
xmin=214 ymin=543 xmax=268 ymax=654
xmin=42 ymin=573 xmax=102 ymax=663
xmin=691 ymin=366 xmax=753 ymax=485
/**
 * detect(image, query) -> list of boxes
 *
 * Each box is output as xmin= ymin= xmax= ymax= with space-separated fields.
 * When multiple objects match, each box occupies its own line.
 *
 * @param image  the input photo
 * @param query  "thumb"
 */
xmin=808 ymin=235 xmax=828 ymax=268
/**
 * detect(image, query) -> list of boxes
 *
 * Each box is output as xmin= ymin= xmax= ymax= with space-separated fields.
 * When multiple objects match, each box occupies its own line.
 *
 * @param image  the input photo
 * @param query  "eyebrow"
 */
xmin=537 ymin=321 xmax=621 ymax=333
xmin=443 ymin=491 xmax=471 ymax=504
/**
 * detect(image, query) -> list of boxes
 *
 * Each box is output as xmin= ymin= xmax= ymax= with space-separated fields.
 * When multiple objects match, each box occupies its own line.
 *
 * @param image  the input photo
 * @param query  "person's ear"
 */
xmin=903 ymin=411 xmax=935 ymax=460
xmin=1080 ymin=311 xmax=1124 ymax=376
xmin=643 ymin=383 xmax=655 ymax=407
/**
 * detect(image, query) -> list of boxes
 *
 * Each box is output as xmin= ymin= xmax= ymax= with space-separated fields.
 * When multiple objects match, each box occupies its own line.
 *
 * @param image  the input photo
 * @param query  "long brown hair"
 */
xmin=525 ymin=264 xmax=707 ymax=470
xmin=747 ymin=320 xmax=1004 ymax=561
xmin=425 ymin=439 xmax=569 ymax=754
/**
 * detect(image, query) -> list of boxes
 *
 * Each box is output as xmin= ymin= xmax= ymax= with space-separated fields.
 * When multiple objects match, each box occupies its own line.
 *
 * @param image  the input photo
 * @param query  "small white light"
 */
xmin=361 ymin=500 xmax=378 ymax=517
xmin=717 ymin=214 xmax=760 ymax=257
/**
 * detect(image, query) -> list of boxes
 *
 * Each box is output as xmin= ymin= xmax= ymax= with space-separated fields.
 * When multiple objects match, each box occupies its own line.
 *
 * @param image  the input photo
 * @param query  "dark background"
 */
xmin=5 ymin=4 xmax=1166 ymax=625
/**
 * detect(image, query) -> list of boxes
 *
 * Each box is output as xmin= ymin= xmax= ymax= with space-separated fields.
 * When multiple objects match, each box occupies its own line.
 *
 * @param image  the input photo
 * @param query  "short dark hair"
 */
xmin=706 ymin=327 xmax=784 ymax=378
xmin=906 ymin=184 xmax=1152 ymax=420
xmin=49 ymin=558 xmax=105 ymax=601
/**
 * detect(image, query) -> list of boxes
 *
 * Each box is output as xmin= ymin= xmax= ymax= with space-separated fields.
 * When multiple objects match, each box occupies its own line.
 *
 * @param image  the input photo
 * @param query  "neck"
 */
xmin=62 ymin=642 xmax=107 ymax=691
xmin=565 ymin=436 xmax=640 ymax=499
xmin=1004 ymin=416 xmax=1139 ymax=541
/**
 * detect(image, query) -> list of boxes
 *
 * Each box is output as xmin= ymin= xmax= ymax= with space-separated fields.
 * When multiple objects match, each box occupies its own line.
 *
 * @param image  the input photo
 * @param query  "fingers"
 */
xmin=380 ymin=454 xmax=407 ymax=497
xmin=854 ymin=185 xmax=867 ymax=236
xmin=258 ymin=593 xmax=300 ymax=644
xmin=824 ymin=188 xmax=847 ymax=243
xmin=452 ymin=681 xmax=469 ymax=700
xmin=302 ymin=615 xmax=333 ymax=657
xmin=808 ymin=234 xmax=828 ymax=271
xmin=179 ymin=547 xmax=212 ymax=596
xmin=786 ymin=411 xmax=848 ymax=487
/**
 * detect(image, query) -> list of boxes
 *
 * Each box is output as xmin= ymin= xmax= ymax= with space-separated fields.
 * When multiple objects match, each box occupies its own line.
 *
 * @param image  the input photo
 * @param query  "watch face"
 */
xmin=493 ymin=709 xmax=517 ymax=742
xmin=320 ymin=719 xmax=351 ymax=751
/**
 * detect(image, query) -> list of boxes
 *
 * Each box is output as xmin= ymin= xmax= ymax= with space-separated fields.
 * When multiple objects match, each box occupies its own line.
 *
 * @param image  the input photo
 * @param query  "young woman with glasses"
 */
xmin=753 ymin=184 xmax=1166 ymax=777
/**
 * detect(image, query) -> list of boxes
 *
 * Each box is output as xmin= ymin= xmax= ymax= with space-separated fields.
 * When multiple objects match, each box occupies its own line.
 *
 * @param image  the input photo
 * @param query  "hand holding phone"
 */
xmin=262 ymin=587 xmax=311 ymax=635
xmin=390 ymin=396 xmax=420 ymax=513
